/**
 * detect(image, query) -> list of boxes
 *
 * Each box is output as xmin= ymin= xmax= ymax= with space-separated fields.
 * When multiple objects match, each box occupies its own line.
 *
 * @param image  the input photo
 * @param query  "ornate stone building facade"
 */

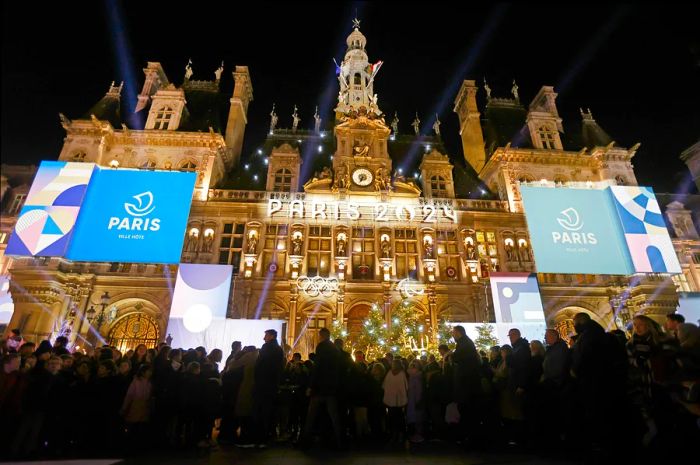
xmin=2 ymin=24 xmax=698 ymax=353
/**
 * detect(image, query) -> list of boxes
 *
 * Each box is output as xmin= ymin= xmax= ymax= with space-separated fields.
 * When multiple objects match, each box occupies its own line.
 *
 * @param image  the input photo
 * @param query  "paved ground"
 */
xmin=7 ymin=443 xmax=572 ymax=465
xmin=118 ymin=443 xmax=570 ymax=465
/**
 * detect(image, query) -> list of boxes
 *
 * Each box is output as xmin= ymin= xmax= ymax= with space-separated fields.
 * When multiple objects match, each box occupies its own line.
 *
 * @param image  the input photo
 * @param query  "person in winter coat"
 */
xmin=252 ymin=329 xmax=285 ymax=446
xmin=451 ymin=325 xmax=482 ymax=443
xmin=298 ymin=327 xmax=343 ymax=449
xmin=232 ymin=347 xmax=258 ymax=446
xmin=121 ymin=364 xmax=153 ymax=453
xmin=406 ymin=360 xmax=425 ymax=443
xmin=383 ymin=359 xmax=408 ymax=443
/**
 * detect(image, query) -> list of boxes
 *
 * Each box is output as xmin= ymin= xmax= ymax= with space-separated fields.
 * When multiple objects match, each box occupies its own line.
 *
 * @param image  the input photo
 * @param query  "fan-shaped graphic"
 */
xmin=610 ymin=186 xmax=681 ymax=273
xmin=6 ymin=161 xmax=95 ymax=257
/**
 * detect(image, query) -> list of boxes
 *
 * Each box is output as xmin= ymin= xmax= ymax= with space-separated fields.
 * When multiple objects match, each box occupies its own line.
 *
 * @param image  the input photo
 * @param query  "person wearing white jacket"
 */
xmin=383 ymin=359 xmax=408 ymax=443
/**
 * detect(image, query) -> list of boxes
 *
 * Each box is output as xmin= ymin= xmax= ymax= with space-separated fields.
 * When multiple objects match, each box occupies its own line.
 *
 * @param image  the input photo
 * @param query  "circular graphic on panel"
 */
xmin=183 ymin=303 xmax=213 ymax=333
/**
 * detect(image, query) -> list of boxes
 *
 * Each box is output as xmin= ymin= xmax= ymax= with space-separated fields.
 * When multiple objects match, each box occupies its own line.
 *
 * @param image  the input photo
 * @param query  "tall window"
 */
xmin=437 ymin=229 xmax=460 ymax=281
xmin=537 ymin=125 xmax=557 ymax=149
xmin=307 ymin=226 xmax=331 ymax=277
xmin=394 ymin=228 xmax=418 ymax=280
xmin=430 ymin=176 xmax=448 ymax=198
xmin=476 ymin=230 xmax=499 ymax=271
xmin=71 ymin=151 xmax=87 ymax=162
xmin=263 ymin=224 xmax=288 ymax=277
xmin=8 ymin=193 xmax=27 ymax=215
xmin=154 ymin=106 xmax=174 ymax=130
xmin=273 ymin=169 xmax=293 ymax=192
xmin=352 ymin=227 xmax=375 ymax=280
xmin=179 ymin=160 xmax=197 ymax=172
xmin=218 ymin=222 xmax=245 ymax=275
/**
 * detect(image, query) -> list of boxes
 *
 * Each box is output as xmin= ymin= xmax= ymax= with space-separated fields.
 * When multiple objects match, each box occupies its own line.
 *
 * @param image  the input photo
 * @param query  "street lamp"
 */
xmin=87 ymin=291 xmax=116 ymax=330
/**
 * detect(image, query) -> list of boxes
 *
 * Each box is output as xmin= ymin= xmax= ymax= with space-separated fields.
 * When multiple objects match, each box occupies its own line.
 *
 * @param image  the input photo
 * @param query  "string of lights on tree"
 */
xmin=331 ymin=299 xmax=454 ymax=359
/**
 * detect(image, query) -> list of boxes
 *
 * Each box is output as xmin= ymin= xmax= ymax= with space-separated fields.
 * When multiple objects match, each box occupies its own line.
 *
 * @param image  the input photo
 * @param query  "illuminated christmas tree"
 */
xmin=388 ymin=299 xmax=430 ymax=357
xmin=474 ymin=321 xmax=499 ymax=352
xmin=354 ymin=302 xmax=389 ymax=360
xmin=331 ymin=300 xmax=455 ymax=360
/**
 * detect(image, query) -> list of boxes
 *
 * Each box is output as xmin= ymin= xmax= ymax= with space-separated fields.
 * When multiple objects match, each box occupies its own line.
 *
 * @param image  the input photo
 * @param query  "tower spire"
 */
xmin=335 ymin=18 xmax=383 ymax=116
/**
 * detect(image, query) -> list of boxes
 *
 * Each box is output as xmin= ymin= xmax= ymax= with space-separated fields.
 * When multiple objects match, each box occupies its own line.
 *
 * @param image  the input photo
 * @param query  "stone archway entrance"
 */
xmin=347 ymin=304 xmax=371 ymax=337
xmin=108 ymin=312 xmax=160 ymax=352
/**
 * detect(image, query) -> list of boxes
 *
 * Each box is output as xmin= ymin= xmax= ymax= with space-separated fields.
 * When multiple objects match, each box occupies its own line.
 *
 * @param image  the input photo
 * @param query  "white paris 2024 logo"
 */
xmin=552 ymin=207 xmax=597 ymax=245
xmin=108 ymin=191 xmax=161 ymax=231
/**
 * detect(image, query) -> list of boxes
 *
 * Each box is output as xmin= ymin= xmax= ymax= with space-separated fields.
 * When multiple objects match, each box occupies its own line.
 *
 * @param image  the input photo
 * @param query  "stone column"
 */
xmin=288 ymin=292 xmax=298 ymax=349
xmin=686 ymin=250 xmax=700 ymax=291
xmin=427 ymin=286 xmax=438 ymax=338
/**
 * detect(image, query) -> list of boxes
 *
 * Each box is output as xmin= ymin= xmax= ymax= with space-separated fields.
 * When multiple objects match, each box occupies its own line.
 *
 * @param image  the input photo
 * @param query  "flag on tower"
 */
xmin=369 ymin=60 xmax=384 ymax=78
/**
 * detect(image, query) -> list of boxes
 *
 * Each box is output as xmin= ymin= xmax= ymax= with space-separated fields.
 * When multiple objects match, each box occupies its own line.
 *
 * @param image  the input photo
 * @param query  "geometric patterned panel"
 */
xmin=6 ymin=161 xmax=95 ymax=257
xmin=609 ymin=186 xmax=681 ymax=273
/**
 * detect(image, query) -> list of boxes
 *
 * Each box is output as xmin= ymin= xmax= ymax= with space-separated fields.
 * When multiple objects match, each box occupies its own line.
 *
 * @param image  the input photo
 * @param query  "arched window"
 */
xmin=140 ymin=159 xmax=157 ymax=169
xmin=537 ymin=125 xmax=557 ymax=149
xmin=154 ymin=106 xmax=174 ymax=130
xmin=615 ymin=175 xmax=626 ymax=186
xmin=179 ymin=160 xmax=197 ymax=172
xmin=108 ymin=312 xmax=160 ymax=352
xmin=354 ymin=73 xmax=362 ymax=85
xmin=71 ymin=151 xmax=87 ymax=163
xmin=430 ymin=176 xmax=448 ymax=197
xmin=273 ymin=168 xmax=293 ymax=192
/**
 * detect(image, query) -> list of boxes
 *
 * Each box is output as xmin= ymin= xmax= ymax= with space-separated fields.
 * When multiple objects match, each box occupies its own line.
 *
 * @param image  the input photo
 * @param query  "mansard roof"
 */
xmin=179 ymin=86 xmax=226 ymax=133
xmin=81 ymin=91 xmax=121 ymax=128
xmin=482 ymin=97 xmax=618 ymax=157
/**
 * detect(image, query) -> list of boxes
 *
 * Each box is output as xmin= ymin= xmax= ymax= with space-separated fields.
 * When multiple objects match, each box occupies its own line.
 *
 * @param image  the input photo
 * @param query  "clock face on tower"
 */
xmin=352 ymin=168 xmax=374 ymax=187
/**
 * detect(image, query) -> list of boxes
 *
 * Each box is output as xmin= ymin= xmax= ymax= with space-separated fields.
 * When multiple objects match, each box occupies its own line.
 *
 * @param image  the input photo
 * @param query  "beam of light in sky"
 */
xmin=556 ymin=6 xmax=630 ymax=96
xmin=398 ymin=4 xmax=508 ymax=173
xmin=104 ymin=0 xmax=143 ymax=128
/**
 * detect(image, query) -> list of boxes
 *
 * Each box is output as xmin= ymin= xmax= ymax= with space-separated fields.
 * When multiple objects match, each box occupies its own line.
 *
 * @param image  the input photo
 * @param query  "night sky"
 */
xmin=2 ymin=2 xmax=699 ymax=194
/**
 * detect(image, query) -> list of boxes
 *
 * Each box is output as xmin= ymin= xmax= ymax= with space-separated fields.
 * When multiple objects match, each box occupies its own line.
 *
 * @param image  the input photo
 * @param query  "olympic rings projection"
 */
xmin=296 ymin=276 xmax=339 ymax=297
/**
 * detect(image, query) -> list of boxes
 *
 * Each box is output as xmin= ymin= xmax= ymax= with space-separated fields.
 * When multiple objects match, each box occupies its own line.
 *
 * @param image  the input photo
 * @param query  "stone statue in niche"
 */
xmin=381 ymin=238 xmax=391 ymax=258
xmin=247 ymin=234 xmax=258 ymax=254
xmin=518 ymin=243 xmax=530 ymax=262
xmin=466 ymin=241 xmax=476 ymax=260
xmin=423 ymin=239 xmax=434 ymax=259
xmin=505 ymin=243 xmax=514 ymax=261
xmin=336 ymin=237 xmax=346 ymax=256
xmin=202 ymin=233 xmax=214 ymax=253
xmin=292 ymin=235 xmax=303 ymax=256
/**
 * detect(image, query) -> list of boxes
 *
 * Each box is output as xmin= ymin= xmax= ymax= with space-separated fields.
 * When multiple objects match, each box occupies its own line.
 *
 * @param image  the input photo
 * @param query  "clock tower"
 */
xmin=330 ymin=19 xmax=393 ymax=195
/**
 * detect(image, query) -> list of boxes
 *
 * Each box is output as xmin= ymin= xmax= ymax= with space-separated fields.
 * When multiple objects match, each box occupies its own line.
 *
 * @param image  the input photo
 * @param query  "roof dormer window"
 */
xmin=537 ymin=125 xmax=557 ymax=149
xmin=154 ymin=106 xmax=174 ymax=130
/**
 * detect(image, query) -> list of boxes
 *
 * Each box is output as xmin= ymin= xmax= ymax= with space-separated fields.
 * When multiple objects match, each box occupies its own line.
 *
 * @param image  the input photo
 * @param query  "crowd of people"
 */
xmin=1 ymin=312 xmax=699 ymax=462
